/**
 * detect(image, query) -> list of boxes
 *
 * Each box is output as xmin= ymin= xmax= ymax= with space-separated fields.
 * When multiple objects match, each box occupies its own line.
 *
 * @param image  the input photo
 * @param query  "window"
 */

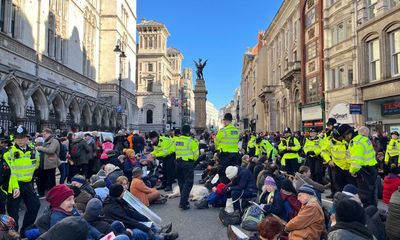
xmin=338 ymin=66 xmax=345 ymax=87
xmin=148 ymin=63 xmax=153 ymax=72
xmin=11 ymin=4 xmax=16 ymax=37
xmin=348 ymin=66 xmax=353 ymax=85
xmin=0 ymin=0 xmax=5 ymax=32
xmin=47 ymin=15 xmax=55 ymax=57
xmin=146 ymin=110 xmax=153 ymax=124
xmin=390 ymin=30 xmax=400 ymax=76
xmin=367 ymin=39 xmax=381 ymax=81
xmin=305 ymin=8 xmax=315 ymax=28
xmin=307 ymin=77 xmax=319 ymax=102
xmin=308 ymin=27 xmax=315 ymax=39
xmin=307 ymin=0 xmax=315 ymax=9
xmin=367 ymin=0 xmax=378 ymax=19
xmin=147 ymin=80 xmax=153 ymax=92
xmin=149 ymin=38 xmax=153 ymax=48
xmin=390 ymin=0 xmax=400 ymax=8
xmin=83 ymin=9 xmax=96 ymax=78
xmin=306 ymin=42 xmax=317 ymax=61
xmin=337 ymin=23 xmax=345 ymax=43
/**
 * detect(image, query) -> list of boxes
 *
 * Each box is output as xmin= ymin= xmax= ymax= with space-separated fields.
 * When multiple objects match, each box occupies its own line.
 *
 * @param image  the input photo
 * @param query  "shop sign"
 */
xmin=302 ymin=106 xmax=322 ymax=121
xmin=382 ymin=102 xmax=400 ymax=115
xmin=304 ymin=122 xmax=314 ymax=127
xmin=390 ymin=126 xmax=400 ymax=133
xmin=328 ymin=103 xmax=353 ymax=124
xmin=303 ymin=120 xmax=323 ymax=127
xmin=314 ymin=120 xmax=324 ymax=126
xmin=349 ymin=104 xmax=362 ymax=115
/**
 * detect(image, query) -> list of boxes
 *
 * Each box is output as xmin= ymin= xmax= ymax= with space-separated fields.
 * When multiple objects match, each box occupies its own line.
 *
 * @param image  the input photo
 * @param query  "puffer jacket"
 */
xmin=328 ymin=221 xmax=376 ymax=240
xmin=383 ymin=174 xmax=400 ymax=204
xmin=386 ymin=188 xmax=400 ymax=240
xmin=38 ymin=216 xmax=89 ymax=240
xmin=101 ymin=141 xmax=114 ymax=160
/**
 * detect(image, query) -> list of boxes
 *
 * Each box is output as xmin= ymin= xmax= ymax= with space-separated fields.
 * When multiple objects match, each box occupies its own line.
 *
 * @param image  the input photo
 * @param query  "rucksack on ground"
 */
xmin=240 ymin=205 xmax=264 ymax=231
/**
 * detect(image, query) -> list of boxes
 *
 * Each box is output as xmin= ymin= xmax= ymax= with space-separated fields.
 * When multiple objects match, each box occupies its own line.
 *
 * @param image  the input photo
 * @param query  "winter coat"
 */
xmin=38 ymin=216 xmax=89 ymax=240
xmin=230 ymin=167 xmax=257 ymax=193
xmin=50 ymin=208 xmax=80 ymax=227
xmin=132 ymin=134 xmax=145 ymax=154
xmin=39 ymin=136 xmax=60 ymax=170
xmin=83 ymin=212 xmax=114 ymax=235
xmin=101 ymin=141 xmax=114 ymax=160
xmin=75 ymin=190 xmax=93 ymax=213
xmin=107 ymin=168 xmax=124 ymax=184
xmin=383 ymin=174 xmax=400 ymax=204
xmin=281 ymin=191 xmax=301 ymax=221
xmin=259 ymin=189 xmax=285 ymax=219
xmin=122 ymin=159 xmax=134 ymax=181
xmin=103 ymin=196 xmax=150 ymax=233
xmin=70 ymin=138 xmax=90 ymax=165
xmin=328 ymin=222 xmax=376 ymax=240
xmin=365 ymin=206 xmax=386 ymax=240
xmin=130 ymin=178 xmax=153 ymax=206
xmin=81 ymin=182 xmax=96 ymax=198
xmin=285 ymin=198 xmax=325 ymax=240
xmin=114 ymin=135 xmax=127 ymax=154
xmin=294 ymin=172 xmax=325 ymax=193
xmin=333 ymin=192 xmax=363 ymax=210
xmin=94 ymin=187 xmax=109 ymax=202
xmin=386 ymin=189 xmax=400 ymax=240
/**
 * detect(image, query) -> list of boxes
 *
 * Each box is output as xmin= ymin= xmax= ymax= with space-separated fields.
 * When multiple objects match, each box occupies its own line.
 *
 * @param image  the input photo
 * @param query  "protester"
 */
xmin=69 ymin=132 xmax=90 ymax=179
xmin=294 ymin=166 xmax=325 ymax=199
xmin=70 ymin=185 xmax=93 ymax=214
xmin=130 ymin=167 xmax=165 ymax=206
xmin=89 ymin=174 xmax=109 ymax=202
xmin=226 ymin=166 xmax=257 ymax=212
xmin=284 ymin=184 xmax=325 ymax=240
xmin=383 ymin=165 xmax=400 ymax=204
xmin=259 ymin=176 xmax=284 ymax=219
xmin=71 ymin=174 xmax=96 ymax=198
xmin=386 ymin=187 xmax=400 ymax=240
xmin=280 ymin=179 xmax=301 ymax=221
xmin=104 ymin=164 xmax=124 ymax=185
xmin=58 ymin=137 xmax=69 ymax=184
xmin=257 ymin=215 xmax=285 ymax=240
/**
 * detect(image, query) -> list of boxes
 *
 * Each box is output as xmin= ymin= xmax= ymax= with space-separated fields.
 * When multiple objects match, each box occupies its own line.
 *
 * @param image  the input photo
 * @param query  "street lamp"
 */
xmin=114 ymin=39 xmax=127 ymax=129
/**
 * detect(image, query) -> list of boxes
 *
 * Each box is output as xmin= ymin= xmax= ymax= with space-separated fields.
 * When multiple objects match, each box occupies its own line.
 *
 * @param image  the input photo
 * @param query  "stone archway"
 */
xmin=92 ymin=105 xmax=101 ymax=129
xmin=109 ymin=110 xmax=117 ymax=131
xmin=49 ymin=94 xmax=66 ymax=130
xmin=3 ymin=80 xmax=25 ymax=119
xmin=80 ymin=103 xmax=92 ymax=131
xmin=68 ymin=98 xmax=80 ymax=131
xmin=101 ymin=108 xmax=110 ymax=130
xmin=24 ymin=88 xmax=48 ymax=133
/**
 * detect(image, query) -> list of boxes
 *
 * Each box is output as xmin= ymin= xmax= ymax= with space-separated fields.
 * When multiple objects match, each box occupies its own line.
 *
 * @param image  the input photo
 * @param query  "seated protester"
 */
xmin=70 ymin=186 xmax=93 ymax=214
xmin=37 ymin=216 xmax=88 ymax=240
xmin=104 ymin=164 xmax=124 ymax=186
xmin=328 ymin=199 xmax=375 ymax=240
xmin=383 ymin=164 xmax=400 ymax=204
xmin=365 ymin=206 xmax=386 ymax=240
xmin=103 ymin=184 xmax=178 ymax=240
xmin=90 ymin=175 xmax=109 ymax=202
xmin=225 ymin=166 xmax=257 ymax=212
xmin=386 ymin=187 xmax=400 ymax=240
xmin=0 ymin=215 xmax=20 ymax=240
xmin=259 ymin=177 xmax=284 ymax=220
xmin=116 ymin=176 xmax=130 ymax=191
xmin=105 ymin=150 xmax=123 ymax=169
xmin=253 ymin=156 xmax=267 ymax=182
xmin=376 ymin=152 xmax=388 ymax=179
xmin=256 ymin=163 xmax=285 ymax=193
xmin=333 ymin=184 xmax=363 ymax=209
xmin=285 ymin=184 xmax=325 ymax=240
xmin=45 ymin=185 xmax=102 ymax=240
xmin=293 ymin=166 xmax=325 ymax=199
xmin=71 ymin=174 xmax=96 ymax=197
xmin=122 ymin=149 xmax=137 ymax=181
xmin=257 ymin=215 xmax=285 ymax=240
xmin=100 ymin=137 xmax=114 ymax=162
xmin=130 ymin=168 xmax=166 ymax=207
xmin=200 ymin=160 xmax=217 ymax=185
xmin=280 ymin=179 xmax=301 ymax=221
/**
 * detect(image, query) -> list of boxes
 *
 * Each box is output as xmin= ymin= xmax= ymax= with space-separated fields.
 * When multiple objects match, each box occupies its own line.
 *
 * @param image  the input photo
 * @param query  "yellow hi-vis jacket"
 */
xmin=321 ymin=138 xmax=350 ymax=170
xmin=303 ymin=137 xmax=322 ymax=157
xmin=175 ymin=135 xmax=199 ymax=161
xmin=3 ymin=145 xmax=40 ymax=190
xmin=151 ymin=136 xmax=175 ymax=158
xmin=385 ymin=138 xmax=400 ymax=164
xmin=348 ymin=135 xmax=377 ymax=174
xmin=215 ymin=124 xmax=240 ymax=153
xmin=278 ymin=136 xmax=301 ymax=166
xmin=247 ymin=136 xmax=256 ymax=153
xmin=256 ymin=139 xmax=274 ymax=159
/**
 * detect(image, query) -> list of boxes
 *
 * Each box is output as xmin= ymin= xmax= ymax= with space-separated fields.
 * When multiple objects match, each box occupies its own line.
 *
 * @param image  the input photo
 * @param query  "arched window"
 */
xmin=146 ymin=109 xmax=153 ymax=124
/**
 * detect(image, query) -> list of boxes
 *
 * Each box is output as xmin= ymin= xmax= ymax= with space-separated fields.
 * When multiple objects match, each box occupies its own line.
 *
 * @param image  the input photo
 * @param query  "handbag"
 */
xmin=219 ymin=209 xmax=241 ymax=227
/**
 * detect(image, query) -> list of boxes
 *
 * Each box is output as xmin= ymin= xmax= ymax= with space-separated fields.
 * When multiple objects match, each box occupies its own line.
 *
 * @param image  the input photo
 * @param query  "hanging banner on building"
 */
xmin=382 ymin=102 xmax=400 ymax=115
xmin=328 ymin=103 xmax=353 ymax=124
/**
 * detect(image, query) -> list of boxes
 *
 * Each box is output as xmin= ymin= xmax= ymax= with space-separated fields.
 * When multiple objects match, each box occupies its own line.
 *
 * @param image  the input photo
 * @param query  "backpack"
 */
xmin=219 ymin=209 xmax=241 ymax=227
xmin=70 ymin=141 xmax=82 ymax=161
xmin=58 ymin=140 xmax=67 ymax=161
xmin=240 ymin=205 xmax=265 ymax=231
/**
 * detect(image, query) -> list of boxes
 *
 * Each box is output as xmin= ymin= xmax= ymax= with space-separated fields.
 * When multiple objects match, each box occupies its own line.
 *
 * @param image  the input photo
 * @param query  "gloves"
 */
xmin=25 ymin=228 xmax=41 ymax=240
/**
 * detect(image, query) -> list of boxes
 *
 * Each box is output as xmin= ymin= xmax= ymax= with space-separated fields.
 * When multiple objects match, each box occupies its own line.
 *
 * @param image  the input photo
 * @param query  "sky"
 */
xmin=137 ymin=0 xmax=284 ymax=109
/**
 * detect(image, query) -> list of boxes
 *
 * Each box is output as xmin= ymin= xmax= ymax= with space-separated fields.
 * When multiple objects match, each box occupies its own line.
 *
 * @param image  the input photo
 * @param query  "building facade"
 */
xmin=136 ymin=19 xmax=186 ymax=133
xmin=0 ymin=0 xmax=138 ymax=134
xmin=206 ymin=100 xmax=220 ymax=131
xmin=182 ymin=68 xmax=195 ymax=127
xmin=356 ymin=0 xmax=400 ymax=133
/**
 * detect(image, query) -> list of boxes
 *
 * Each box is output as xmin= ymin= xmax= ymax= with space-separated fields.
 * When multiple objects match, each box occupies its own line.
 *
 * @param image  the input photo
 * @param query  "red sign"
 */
xmin=314 ymin=120 xmax=324 ymax=126
xmin=304 ymin=122 xmax=314 ymax=127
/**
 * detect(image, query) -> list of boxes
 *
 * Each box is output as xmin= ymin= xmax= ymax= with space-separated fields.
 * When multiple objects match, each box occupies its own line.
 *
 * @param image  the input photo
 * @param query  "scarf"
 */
xmin=267 ymin=190 xmax=275 ymax=204
xmin=330 ymin=221 xmax=374 ymax=240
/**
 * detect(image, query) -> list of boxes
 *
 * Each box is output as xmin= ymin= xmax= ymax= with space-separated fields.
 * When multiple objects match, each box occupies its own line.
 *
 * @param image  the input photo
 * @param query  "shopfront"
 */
xmin=328 ymin=102 xmax=355 ymax=126
xmin=301 ymin=105 xmax=323 ymax=131
xmin=365 ymin=96 xmax=400 ymax=132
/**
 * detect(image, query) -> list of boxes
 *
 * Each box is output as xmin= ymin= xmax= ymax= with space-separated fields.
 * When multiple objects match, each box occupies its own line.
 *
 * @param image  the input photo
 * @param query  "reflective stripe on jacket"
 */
xmin=303 ymin=137 xmax=322 ymax=157
xmin=385 ymin=138 xmax=400 ymax=164
xmin=175 ymin=135 xmax=199 ymax=161
xmin=348 ymin=135 xmax=376 ymax=174
xmin=215 ymin=124 xmax=239 ymax=153
xmin=321 ymin=138 xmax=350 ymax=170
xmin=151 ymin=136 xmax=175 ymax=158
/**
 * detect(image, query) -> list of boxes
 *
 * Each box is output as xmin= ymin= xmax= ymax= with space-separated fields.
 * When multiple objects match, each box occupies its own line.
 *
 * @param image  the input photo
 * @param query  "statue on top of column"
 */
xmin=193 ymin=58 xmax=208 ymax=80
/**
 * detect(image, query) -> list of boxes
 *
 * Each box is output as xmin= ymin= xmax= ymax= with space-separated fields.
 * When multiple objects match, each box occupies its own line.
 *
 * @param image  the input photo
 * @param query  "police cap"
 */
xmin=149 ymin=131 xmax=159 ymax=139
xmin=14 ymin=125 xmax=29 ymax=138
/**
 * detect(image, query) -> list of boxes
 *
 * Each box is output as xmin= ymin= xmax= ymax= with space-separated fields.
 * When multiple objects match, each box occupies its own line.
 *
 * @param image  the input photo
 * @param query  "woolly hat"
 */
xmin=335 ymin=198 xmax=366 ymax=224
xmin=46 ymin=184 xmax=74 ymax=208
xmin=225 ymin=166 xmax=238 ymax=180
xmin=264 ymin=176 xmax=276 ymax=187
xmin=0 ymin=215 xmax=16 ymax=231
xmin=132 ymin=167 xmax=143 ymax=178
xmin=298 ymin=184 xmax=316 ymax=196
xmin=109 ymin=184 xmax=124 ymax=198
xmin=71 ymin=175 xmax=86 ymax=185
xmin=84 ymin=198 xmax=104 ymax=220
xmin=343 ymin=184 xmax=358 ymax=195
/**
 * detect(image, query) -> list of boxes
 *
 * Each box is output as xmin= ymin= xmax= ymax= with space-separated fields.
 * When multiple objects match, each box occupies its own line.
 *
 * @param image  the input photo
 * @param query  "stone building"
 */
xmin=136 ymin=19 xmax=185 ymax=133
xmin=356 ymin=0 xmax=400 ymax=132
xmin=182 ymin=68 xmax=195 ymax=127
xmin=206 ymin=100 xmax=220 ymax=131
xmin=0 ymin=0 xmax=138 ymax=134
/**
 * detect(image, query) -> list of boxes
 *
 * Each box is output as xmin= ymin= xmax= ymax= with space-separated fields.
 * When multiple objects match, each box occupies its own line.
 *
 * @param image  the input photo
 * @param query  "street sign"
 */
xmin=349 ymin=104 xmax=362 ymax=115
xmin=116 ymin=105 xmax=124 ymax=113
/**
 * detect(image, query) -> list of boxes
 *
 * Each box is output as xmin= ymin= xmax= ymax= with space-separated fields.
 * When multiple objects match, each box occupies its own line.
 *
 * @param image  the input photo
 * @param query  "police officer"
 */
xmin=303 ymin=128 xmax=323 ymax=183
xmin=321 ymin=124 xmax=354 ymax=195
xmin=149 ymin=131 xmax=175 ymax=192
xmin=175 ymin=125 xmax=199 ymax=210
xmin=215 ymin=113 xmax=240 ymax=183
xmin=3 ymin=125 xmax=40 ymax=234
xmin=0 ymin=134 xmax=17 ymax=214
xmin=385 ymin=131 xmax=400 ymax=168
xmin=338 ymin=124 xmax=377 ymax=207
xmin=246 ymin=133 xmax=256 ymax=157
xmin=255 ymin=136 xmax=274 ymax=161
xmin=278 ymin=127 xmax=301 ymax=175
xmin=320 ymin=118 xmax=337 ymax=198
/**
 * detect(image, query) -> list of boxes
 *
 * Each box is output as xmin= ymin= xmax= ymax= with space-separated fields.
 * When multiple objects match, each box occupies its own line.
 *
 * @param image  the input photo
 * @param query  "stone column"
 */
xmin=193 ymin=78 xmax=207 ymax=134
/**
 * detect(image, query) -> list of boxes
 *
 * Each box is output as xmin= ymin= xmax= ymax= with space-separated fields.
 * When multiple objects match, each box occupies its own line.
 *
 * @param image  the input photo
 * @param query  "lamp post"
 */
xmin=113 ymin=39 xmax=127 ymax=129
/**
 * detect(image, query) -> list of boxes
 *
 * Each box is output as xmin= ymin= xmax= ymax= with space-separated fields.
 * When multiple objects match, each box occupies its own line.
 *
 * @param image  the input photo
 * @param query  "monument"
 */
xmin=193 ymin=59 xmax=208 ymax=134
